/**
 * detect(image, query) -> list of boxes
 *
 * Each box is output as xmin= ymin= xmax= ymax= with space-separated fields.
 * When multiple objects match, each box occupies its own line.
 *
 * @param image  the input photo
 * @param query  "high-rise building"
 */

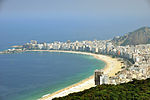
xmin=94 ymin=69 xmax=104 ymax=85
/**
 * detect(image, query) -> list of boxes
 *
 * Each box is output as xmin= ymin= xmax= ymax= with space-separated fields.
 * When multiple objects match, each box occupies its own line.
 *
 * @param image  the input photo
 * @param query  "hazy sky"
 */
xmin=0 ymin=0 xmax=150 ymax=44
xmin=0 ymin=0 xmax=150 ymax=19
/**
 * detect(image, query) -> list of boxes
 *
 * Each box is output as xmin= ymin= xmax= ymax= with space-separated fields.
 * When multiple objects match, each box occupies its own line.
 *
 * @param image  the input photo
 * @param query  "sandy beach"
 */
xmin=26 ymin=50 xmax=122 ymax=100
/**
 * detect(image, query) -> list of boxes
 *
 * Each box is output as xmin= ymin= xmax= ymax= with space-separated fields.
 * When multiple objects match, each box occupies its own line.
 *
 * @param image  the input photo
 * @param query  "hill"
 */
xmin=53 ymin=78 xmax=150 ymax=100
xmin=112 ymin=27 xmax=150 ymax=46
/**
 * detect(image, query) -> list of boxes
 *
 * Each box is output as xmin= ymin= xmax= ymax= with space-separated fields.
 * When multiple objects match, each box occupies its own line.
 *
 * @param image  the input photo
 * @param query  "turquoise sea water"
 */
xmin=0 ymin=51 xmax=105 ymax=100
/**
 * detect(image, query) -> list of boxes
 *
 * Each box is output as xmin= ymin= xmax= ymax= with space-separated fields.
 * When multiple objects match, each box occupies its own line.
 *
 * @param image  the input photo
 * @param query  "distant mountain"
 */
xmin=112 ymin=26 xmax=150 ymax=46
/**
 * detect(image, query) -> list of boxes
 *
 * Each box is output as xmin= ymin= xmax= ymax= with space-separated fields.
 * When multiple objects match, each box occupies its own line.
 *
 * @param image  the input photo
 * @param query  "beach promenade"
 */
xmin=26 ymin=50 xmax=122 ymax=100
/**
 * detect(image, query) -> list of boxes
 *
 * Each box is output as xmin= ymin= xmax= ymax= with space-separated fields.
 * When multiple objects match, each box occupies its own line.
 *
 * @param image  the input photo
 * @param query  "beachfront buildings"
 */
xmin=3 ymin=39 xmax=150 ymax=85
xmin=94 ymin=69 xmax=109 ymax=85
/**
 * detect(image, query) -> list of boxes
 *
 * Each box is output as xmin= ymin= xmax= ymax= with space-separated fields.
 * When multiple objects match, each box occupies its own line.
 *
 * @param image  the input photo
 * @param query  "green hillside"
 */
xmin=53 ymin=78 xmax=150 ymax=100
xmin=112 ymin=27 xmax=150 ymax=46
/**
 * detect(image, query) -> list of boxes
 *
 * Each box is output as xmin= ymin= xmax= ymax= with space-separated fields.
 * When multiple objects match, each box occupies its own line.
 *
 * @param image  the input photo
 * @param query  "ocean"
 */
xmin=0 ymin=51 xmax=105 ymax=100
xmin=0 ymin=18 xmax=107 ymax=100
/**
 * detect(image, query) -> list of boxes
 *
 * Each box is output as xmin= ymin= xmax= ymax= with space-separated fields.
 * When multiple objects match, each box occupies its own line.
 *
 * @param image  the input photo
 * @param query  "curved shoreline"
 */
xmin=26 ymin=50 xmax=122 ymax=100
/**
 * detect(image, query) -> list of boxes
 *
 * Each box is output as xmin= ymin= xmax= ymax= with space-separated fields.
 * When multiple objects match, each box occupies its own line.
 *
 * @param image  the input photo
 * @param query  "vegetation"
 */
xmin=53 ymin=78 xmax=150 ymax=100
xmin=112 ymin=26 xmax=150 ymax=46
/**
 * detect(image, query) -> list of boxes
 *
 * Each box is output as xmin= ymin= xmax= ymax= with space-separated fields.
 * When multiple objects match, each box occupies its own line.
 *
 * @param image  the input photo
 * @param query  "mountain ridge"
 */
xmin=112 ymin=26 xmax=150 ymax=46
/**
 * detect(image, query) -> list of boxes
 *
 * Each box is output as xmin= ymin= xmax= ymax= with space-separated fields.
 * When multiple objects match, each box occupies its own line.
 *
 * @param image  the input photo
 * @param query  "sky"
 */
xmin=0 ymin=0 xmax=150 ymax=19
xmin=0 ymin=0 xmax=150 ymax=45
